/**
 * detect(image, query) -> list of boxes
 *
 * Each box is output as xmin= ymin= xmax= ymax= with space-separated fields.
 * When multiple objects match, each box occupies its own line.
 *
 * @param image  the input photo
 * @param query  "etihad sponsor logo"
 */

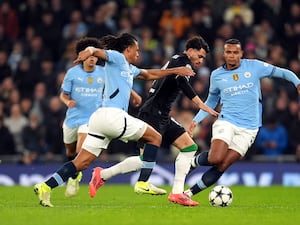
xmin=75 ymin=87 xmax=102 ymax=93
xmin=223 ymin=82 xmax=254 ymax=94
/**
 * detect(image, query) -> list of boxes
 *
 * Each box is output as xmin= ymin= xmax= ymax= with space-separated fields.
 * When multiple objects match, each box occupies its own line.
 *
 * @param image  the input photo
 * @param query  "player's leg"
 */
xmin=34 ymin=149 xmax=97 ymax=207
xmin=185 ymin=122 xmax=258 ymax=197
xmin=34 ymin=110 xmax=106 ymax=207
xmin=137 ymin=126 xmax=161 ymax=176
xmin=168 ymin=131 xmax=199 ymax=206
xmin=65 ymin=125 xmax=87 ymax=197
xmin=89 ymin=155 xmax=142 ymax=198
xmin=187 ymin=148 xmax=240 ymax=195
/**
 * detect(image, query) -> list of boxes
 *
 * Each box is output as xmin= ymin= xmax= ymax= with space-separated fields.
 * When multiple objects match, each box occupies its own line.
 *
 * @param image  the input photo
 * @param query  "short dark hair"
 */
xmin=225 ymin=39 xmax=242 ymax=47
xmin=185 ymin=36 xmax=210 ymax=53
xmin=76 ymin=37 xmax=102 ymax=54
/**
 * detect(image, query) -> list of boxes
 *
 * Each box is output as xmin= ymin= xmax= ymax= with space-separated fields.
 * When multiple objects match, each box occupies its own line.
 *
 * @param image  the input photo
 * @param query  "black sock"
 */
xmin=191 ymin=167 xmax=223 ymax=195
xmin=138 ymin=144 xmax=158 ymax=182
xmin=196 ymin=151 xmax=210 ymax=166
xmin=45 ymin=161 xmax=78 ymax=188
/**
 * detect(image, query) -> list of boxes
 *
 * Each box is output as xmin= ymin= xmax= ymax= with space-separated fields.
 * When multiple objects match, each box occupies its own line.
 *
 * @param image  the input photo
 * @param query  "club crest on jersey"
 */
xmin=97 ymin=77 xmax=103 ymax=84
xmin=244 ymin=72 xmax=251 ymax=78
xmin=87 ymin=77 xmax=94 ymax=84
xmin=232 ymin=74 xmax=239 ymax=81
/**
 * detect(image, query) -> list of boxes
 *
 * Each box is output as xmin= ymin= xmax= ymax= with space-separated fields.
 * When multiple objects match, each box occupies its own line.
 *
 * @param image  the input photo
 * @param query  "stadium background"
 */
xmin=0 ymin=0 xmax=299 ymax=185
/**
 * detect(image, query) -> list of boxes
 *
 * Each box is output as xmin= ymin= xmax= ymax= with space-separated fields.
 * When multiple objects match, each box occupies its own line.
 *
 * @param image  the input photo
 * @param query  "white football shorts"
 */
xmin=82 ymin=107 xmax=147 ymax=156
xmin=211 ymin=120 xmax=258 ymax=157
xmin=63 ymin=123 xmax=88 ymax=144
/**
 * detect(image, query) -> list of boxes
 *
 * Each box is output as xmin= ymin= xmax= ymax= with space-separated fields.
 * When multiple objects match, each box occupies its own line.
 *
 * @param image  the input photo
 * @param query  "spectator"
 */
xmin=36 ymin=10 xmax=62 ymax=60
xmin=0 ymin=1 xmax=19 ymax=40
xmin=223 ymin=0 xmax=254 ymax=27
xmin=44 ymin=96 xmax=65 ymax=157
xmin=86 ymin=7 xmax=113 ymax=39
xmin=255 ymin=115 xmax=288 ymax=156
xmin=4 ymin=103 xmax=29 ymax=154
xmin=22 ymin=112 xmax=46 ymax=164
xmin=0 ymin=115 xmax=15 ymax=155
xmin=158 ymin=0 xmax=192 ymax=39
xmin=8 ymin=41 xmax=24 ymax=75
xmin=13 ymin=57 xmax=38 ymax=98
xmin=0 ymin=50 xmax=12 ymax=83
xmin=62 ymin=10 xmax=87 ymax=40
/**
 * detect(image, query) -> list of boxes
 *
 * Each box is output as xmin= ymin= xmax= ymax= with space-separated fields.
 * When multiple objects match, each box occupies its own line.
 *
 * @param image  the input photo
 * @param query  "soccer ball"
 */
xmin=208 ymin=185 xmax=233 ymax=207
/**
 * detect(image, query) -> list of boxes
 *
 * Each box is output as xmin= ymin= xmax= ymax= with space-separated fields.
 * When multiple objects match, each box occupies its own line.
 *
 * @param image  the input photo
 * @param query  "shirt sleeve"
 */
xmin=193 ymin=73 xmax=220 ymax=123
xmin=176 ymin=76 xmax=197 ymax=100
xmin=270 ymin=67 xmax=300 ymax=87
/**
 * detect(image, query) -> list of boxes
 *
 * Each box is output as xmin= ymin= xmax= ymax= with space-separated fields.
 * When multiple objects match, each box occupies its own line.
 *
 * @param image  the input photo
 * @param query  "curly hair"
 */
xmin=75 ymin=37 xmax=102 ymax=54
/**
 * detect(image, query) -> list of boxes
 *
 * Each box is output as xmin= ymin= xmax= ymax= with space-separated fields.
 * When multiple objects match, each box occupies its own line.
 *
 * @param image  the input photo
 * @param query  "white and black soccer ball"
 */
xmin=209 ymin=185 xmax=233 ymax=207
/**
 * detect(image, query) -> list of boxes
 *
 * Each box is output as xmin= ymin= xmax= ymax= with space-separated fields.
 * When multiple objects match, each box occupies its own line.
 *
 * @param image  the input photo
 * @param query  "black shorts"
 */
xmin=138 ymin=111 xmax=186 ymax=147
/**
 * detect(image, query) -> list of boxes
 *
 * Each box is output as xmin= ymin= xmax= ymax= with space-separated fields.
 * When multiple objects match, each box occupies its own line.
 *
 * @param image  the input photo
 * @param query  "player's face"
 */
xmin=223 ymin=44 xmax=243 ymax=70
xmin=187 ymin=48 xmax=207 ymax=70
xmin=83 ymin=55 xmax=98 ymax=69
xmin=125 ymin=41 xmax=140 ymax=64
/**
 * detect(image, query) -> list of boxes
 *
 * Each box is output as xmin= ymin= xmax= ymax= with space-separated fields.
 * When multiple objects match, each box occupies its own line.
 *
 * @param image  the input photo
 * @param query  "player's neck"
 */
xmin=225 ymin=63 xmax=240 ymax=70
xmin=83 ymin=65 xmax=95 ymax=72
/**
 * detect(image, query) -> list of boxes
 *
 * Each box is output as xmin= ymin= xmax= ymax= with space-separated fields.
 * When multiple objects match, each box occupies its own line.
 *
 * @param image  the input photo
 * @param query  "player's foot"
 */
xmin=89 ymin=167 xmax=105 ymax=198
xmin=65 ymin=171 xmax=83 ymax=197
xmin=34 ymin=183 xmax=53 ymax=207
xmin=134 ymin=181 xmax=167 ymax=195
xmin=168 ymin=193 xmax=199 ymax=206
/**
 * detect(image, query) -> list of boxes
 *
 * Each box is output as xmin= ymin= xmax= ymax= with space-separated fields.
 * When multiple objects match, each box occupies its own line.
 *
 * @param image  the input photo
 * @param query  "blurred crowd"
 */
xmin=0 ymin=0 xmax=299 ymax=164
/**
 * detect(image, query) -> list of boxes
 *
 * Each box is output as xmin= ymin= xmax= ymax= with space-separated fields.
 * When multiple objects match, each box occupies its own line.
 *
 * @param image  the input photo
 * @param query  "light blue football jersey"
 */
xmin=194 ymin=59 xmax=300 ymax=129
xmin=102 ymin=50 xmax=141 ymax=111
xmin=61 ymin=64 xmax=105 ymax=128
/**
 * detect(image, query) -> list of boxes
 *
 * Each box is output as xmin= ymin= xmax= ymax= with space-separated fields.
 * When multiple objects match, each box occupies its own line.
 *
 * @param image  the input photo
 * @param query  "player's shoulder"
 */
xmin=211 ymin=66 xmax=224 ymax=76
xmin=169 ymin=53 xmax=189 ymax=67
xmin=242 ymin=58 xmax=266 ymax=65
xmin=65 ymin=64 xmax=82 ymax=75
xmin=68 ymin=64 xmax=82 ymax=71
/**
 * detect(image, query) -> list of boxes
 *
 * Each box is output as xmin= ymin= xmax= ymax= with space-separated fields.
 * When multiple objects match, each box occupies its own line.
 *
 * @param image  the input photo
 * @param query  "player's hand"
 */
xmin=297 ymin=84 xmax=300 ymax=95
xmin=188 ymin=121 xmax=197 ymax=137
xmin=67 ymin=100 xmax=76 ymax=108
xmin=130 ymin=90 xmax=142 ymax=107
xmin=73 ymin=50 xmax=91 ymax=65
xmin=176 ymin=67 xmax=195 ymax=77
xmin=131 ymin=94 xmax=142 ymax=107
xmin=207 ymin=108 xmax=219 ymax=117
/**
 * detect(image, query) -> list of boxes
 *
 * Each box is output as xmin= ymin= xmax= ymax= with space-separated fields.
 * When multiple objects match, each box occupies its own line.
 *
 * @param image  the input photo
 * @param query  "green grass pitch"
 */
xmin=0 ymin=185 xmax=299 ymax=225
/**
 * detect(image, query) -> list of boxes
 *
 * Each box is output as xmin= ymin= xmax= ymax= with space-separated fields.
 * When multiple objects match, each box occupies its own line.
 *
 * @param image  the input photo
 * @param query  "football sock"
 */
xmin=191 ymin=151 xmax=210 ymax=167
xmin=137 ymin=144 xmax=158 ymax=182
xmin=101 ymin=156 xmax=142 ymax=180
xmin=172 ymin=144 xmax=197 ymax=194
xmin=190 ymin=166 xmax=223 ymax=195
xmin=45 ymin=161 xmax=77 ymax=189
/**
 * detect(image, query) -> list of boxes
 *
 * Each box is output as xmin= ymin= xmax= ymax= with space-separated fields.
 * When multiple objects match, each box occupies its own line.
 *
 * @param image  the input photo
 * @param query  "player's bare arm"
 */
xmin=73 ymin=47 xmax=107 ymax=64
xmin=130 ymin=90 xmax=142 ymax=107
xmin=59 ymin=92 xmax=76 ymax=108
xmin=192 ymin=96 xmax=219 ymax=117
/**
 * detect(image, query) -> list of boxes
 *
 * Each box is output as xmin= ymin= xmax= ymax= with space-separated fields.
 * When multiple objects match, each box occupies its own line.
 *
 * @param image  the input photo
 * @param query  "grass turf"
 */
xmin=0 ymin=185 xmax=299 ymax=225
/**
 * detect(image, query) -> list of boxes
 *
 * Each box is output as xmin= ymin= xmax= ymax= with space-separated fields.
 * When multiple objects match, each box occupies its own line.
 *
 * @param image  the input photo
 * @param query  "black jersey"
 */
xmin=139 ymin=53 xmax=197 ymax=118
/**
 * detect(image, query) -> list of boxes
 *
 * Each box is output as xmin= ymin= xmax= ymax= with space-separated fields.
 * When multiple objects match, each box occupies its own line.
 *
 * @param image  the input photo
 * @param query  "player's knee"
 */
xmin=208 ymin=154 xmax=223 ymax=165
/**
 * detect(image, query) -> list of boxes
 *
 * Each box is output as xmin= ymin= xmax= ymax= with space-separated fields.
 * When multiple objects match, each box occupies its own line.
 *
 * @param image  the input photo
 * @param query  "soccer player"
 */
xmin=60 ymin=37 xmax=104 ymax=197
xmin=184 ymin=38 xmax=300 ymax=200
xmin=60 ymin=37 xmax=142 ymax=197
xmin=89 ymin=36 xmax=219 ymax=206
xmin=33 ymin=33 xmax=195 ymax=207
